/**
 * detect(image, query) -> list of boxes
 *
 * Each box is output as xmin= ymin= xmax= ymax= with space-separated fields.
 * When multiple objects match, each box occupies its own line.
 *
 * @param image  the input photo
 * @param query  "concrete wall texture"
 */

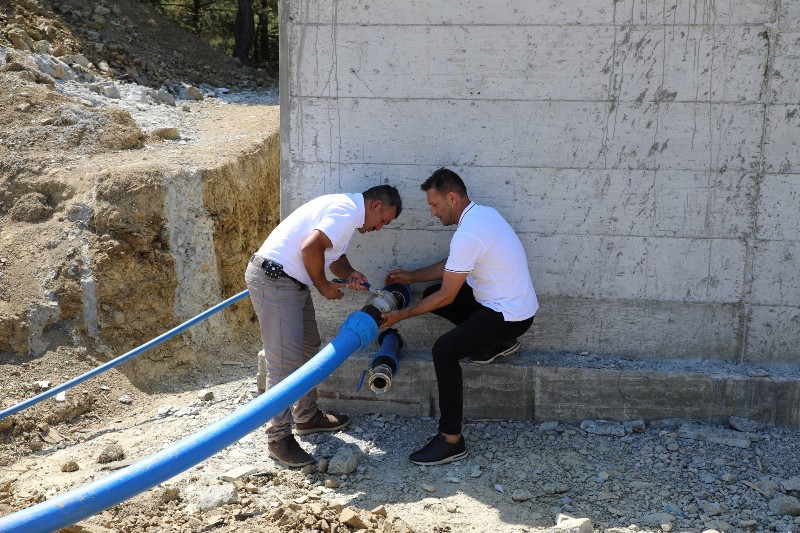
xmin=279 ymin=1 xmax=800 ymax=364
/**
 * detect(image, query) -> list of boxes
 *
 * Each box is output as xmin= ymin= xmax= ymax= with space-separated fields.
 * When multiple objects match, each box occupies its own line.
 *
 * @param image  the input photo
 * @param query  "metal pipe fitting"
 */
xmin=358 ymin=283 xmax=412 ymax=325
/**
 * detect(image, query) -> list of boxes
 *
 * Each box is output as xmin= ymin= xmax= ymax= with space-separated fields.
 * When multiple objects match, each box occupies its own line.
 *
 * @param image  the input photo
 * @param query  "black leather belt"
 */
xmin=250 ymin=255 xmax=307 ymax=290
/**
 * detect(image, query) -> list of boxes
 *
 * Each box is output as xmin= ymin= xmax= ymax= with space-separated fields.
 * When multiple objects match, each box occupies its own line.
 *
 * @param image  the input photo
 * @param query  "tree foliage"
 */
xmin=140 ymin=0 xmax=279 ymax=70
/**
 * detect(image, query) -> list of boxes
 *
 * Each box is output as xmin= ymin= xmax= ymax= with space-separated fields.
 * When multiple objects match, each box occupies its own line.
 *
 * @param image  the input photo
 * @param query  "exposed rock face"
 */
xmin=0 ymin=64 xmax=278 ymax=382
xmin=0 ymin=0 xmax=278 ymax=375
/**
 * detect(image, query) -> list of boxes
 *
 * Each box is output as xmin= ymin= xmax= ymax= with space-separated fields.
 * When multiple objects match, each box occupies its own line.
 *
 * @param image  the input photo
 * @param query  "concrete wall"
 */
xmin=280 ymin=1 xmax=800 ymax=364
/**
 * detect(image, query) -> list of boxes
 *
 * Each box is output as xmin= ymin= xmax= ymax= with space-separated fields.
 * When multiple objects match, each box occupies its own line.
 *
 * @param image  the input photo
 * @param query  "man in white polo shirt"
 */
xmin=246 ymin=185 xmax=402 ymax=467
xmin=381 ymin=168 xmax=537 ymax=465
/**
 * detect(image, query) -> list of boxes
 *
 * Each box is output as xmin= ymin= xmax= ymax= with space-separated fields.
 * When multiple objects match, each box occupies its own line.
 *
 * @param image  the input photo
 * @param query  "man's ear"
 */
xmin=370 ymin=199 xmax=383 ymax=211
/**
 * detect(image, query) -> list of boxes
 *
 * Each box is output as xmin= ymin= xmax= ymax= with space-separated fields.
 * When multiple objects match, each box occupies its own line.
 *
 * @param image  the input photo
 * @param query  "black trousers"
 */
xmin=424 ymin=283 xmax=534 ymax=435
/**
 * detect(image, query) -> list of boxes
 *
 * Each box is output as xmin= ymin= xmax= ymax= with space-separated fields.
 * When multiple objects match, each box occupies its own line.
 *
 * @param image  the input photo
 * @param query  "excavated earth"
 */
xmin=3 ymin=1 xmax=800 ymax=533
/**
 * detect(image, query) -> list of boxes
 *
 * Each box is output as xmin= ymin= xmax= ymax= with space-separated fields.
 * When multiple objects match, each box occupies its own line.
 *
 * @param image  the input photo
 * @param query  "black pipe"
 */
xmin=366 ymin=328 xmax=404 ymax=393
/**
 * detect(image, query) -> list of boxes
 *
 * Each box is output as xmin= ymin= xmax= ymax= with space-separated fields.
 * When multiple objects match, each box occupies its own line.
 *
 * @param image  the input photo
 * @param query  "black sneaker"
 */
xmin=409 ymin=434 xmax=468 ymax=466
xmin=471 ymin=340 xmax=520 ymax=365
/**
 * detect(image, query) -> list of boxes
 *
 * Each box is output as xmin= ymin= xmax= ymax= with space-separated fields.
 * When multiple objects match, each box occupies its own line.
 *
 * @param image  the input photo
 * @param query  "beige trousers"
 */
xmin=245 ymin=263 xmax=322 ymax=442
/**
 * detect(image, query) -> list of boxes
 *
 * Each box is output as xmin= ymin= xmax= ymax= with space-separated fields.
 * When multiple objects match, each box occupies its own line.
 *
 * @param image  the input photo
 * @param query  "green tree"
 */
xmin=232 ymin=0 xmax=254 ymax=64
xmin=142 ymin=0 xmax=278 ymax=69
xmin=253 ymin=0 xmax=279 ymax=67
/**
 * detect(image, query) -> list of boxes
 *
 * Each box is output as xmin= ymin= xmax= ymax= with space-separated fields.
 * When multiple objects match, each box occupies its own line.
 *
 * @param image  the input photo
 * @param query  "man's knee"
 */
xmin=432 ymin=335 xmax=459 ymax=365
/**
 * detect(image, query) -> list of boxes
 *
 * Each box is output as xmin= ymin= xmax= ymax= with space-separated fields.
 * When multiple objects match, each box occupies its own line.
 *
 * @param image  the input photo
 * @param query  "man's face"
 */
xmin=359 ymin=201 xmax=397 ymax=233
xmin=426 ymin=188 xmax=457 ymax=226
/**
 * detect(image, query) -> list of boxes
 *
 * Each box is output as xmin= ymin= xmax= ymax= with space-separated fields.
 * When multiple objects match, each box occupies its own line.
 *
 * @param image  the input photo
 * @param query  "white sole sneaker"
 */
xmin=411 ymin=450 xmax=468 ymax=466
xmin=471 ymin=341 xmax=521 ymax=365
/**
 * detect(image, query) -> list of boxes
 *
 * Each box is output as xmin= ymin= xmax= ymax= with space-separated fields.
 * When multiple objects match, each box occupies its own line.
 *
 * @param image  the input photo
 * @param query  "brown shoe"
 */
xmin=268 ymin=435 xmax=314 ymax=467
xmin=294 ymin=410 xmax=350 ymax=436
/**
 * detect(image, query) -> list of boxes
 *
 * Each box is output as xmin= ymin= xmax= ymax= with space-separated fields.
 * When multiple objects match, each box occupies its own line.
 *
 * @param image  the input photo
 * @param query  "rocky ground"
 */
xmin=3 ymin=349 xmax=800 ymax=533
xmin=3 ymin=1 xmax=800 ymax=532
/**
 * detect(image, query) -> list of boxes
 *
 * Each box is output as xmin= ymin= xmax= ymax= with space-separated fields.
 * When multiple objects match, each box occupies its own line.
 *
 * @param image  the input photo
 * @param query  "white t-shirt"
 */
xmin=256 ymin=193 xmax=365 ymax=285
xmin=444 ymin=202 xmax=538 ymax=321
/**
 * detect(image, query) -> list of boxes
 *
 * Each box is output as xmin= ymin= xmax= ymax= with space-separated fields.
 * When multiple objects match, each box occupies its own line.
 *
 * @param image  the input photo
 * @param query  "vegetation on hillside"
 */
xmin=142 ymin=0 xmax=279 ymax=71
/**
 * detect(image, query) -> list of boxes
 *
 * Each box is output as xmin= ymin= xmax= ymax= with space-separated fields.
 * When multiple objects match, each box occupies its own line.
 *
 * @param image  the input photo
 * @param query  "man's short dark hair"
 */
xmin=363 ymin=184 xmax=403 ymax=217
xmin=420 ymin=168 xmax=468 ymax=197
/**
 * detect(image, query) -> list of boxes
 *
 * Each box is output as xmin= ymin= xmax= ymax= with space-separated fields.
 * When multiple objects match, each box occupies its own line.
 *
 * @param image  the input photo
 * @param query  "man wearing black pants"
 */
xmin=381 ymin=168 xmax=538 ymax=465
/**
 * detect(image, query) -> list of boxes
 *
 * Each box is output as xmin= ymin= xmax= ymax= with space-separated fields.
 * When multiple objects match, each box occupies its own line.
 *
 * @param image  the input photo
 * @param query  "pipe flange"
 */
xmin=340 ymin=311 xmax=379 ymax=349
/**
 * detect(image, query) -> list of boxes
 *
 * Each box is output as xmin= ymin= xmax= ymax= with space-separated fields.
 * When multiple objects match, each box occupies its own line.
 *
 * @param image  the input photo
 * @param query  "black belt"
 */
xmin=250 ymin=255 xmax=308 ymax=290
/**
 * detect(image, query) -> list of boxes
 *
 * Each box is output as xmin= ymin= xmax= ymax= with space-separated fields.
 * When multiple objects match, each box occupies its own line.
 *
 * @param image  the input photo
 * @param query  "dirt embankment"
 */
xmin=1 ymin=5 xmax=285 ymax=530
xmin=1 ymin=0 xmax=280 ymax=386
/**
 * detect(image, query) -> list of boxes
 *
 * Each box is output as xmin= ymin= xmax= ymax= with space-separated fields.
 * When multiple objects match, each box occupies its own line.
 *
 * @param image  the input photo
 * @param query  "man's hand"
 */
xmin=380 ymin=270 xmax=466 ymax=327
xmin=385 ymin=268 xmax=414 ymax=285
xmin=332 ymin=271 xmax=374 ymax=292
xmin=380 ymin=309 xmax=405 ymax=329
xmin=319 ymin=280 xmax=345 ymax=300
xmin=343 ymin=270 xmax=370 ymax=290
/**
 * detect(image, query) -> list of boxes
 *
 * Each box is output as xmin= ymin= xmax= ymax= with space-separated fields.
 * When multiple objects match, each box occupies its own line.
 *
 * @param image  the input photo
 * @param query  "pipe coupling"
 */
xmin=367 ymin=363 xmax=394 ymax=394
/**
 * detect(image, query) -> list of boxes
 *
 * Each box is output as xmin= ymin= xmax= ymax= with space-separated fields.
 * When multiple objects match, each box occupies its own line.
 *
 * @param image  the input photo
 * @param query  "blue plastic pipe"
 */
xmin=0 ymin=290 xmax=250 ymax=420
xmin=0 ymin=310 xmax=379 ymax=533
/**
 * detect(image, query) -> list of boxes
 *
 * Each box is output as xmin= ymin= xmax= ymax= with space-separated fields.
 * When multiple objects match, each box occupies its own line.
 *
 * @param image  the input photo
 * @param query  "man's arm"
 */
xmin=384 ymin=259 xmax=447 ymax=285
xmin=300 ymin=229 xmax=344 ymax=300
xmin=380 ymin=270 xmax=468 ymax=328
xmin=329 ymin=254 xmax=369 ymax=290
xmin=329 ymin=254 xmax=355 ymax=279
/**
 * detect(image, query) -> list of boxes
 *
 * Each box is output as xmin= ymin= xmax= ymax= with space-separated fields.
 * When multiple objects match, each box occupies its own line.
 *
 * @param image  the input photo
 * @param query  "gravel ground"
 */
xmin=4 ymin=353 xmax=800 ymax=533
xmin=53 ymin=79 xmax=279 ymax=144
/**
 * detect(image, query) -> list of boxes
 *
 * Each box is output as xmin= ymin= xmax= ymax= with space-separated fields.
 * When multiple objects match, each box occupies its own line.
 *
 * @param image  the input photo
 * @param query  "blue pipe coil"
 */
xmin=0 ymin=290 xmax=251 ymax=420
xmin=0 ymin=310 xmax=378 ymax=533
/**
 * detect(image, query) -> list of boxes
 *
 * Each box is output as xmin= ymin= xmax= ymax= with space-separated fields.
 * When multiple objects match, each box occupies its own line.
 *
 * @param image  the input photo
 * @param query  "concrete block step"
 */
xmin=318 ymin=349 xmax=800 ymax=427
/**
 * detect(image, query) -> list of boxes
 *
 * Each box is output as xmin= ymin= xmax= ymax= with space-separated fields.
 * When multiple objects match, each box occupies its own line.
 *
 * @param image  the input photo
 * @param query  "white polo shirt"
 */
xmin=256 ymin=193 xmax=365 ymax=285
xmin=444 ymin=202 xmax=538 ymax=321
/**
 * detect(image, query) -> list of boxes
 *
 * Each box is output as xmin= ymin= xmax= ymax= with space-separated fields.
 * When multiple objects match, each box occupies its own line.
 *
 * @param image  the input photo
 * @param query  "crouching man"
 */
xmin=381 ymin=169 xmax=537 ymax=465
